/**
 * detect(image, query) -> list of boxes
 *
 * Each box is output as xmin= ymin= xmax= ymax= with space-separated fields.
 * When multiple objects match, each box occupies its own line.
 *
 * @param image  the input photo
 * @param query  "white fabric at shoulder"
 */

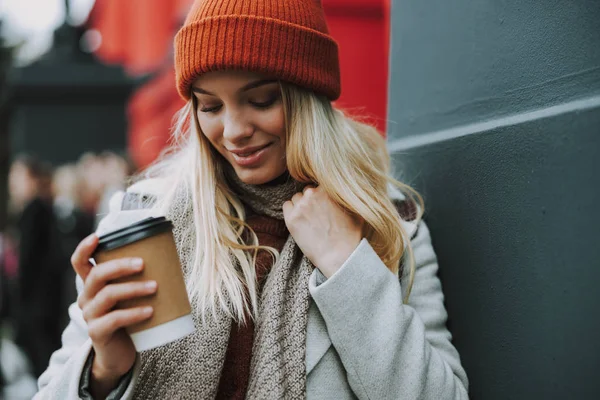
xmin=96 ymin=185 xmax=161 ymax=237
xmin=387 ymin=182 xmax=406 ymax=202
xmin=387 ymin=183 xmax=419 ymax=241
xmin=107 ymin=190 xmax=126 ymax=213
xmin=126 ymin=178 xmax=167 ymax=197
xmin=101 ymin=178 xmax=165 ymax=215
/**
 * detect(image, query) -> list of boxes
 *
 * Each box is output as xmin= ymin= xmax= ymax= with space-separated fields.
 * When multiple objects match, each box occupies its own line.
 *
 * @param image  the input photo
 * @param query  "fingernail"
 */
xmin=132 ymin=258 xmax=144 ymax=268
xmin=86 ymin=234 xmax=97 ymax=245
xmin=143 ymin=306 xmax=153 ymax=315
xmin=145 ymin=281 xmax=157 ymax=290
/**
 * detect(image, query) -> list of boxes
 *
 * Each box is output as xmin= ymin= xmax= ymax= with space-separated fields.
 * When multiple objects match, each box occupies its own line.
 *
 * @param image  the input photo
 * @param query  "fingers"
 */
xmin=302 ymin=185 xmax=316 ymax=195
xmin=87 ymin=307 xmax=154 ymax=345
xmin=282 ymin=200 xmax=293 ymax=219
xmin=71 ymin=234 xmax=98 ymax=281
xmin=78 ymin=258 xmax=144 ymax=308
xmin=285 ymin=186 xmax=319 ymax=220
xmin=82 ymin=280 xmax=158 ymax=321
xmin=285 ymin=186 xmax=315 ymax=217
xmin=292 ymin=186 xmax=317 ymax=204
xmin=291 ymin=192 xmax=303 ymax=205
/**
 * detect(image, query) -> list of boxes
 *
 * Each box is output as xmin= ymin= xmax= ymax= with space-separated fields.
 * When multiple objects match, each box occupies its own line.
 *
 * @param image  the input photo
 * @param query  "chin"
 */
xmin=234 ymin=166 xmax=284 ymax=185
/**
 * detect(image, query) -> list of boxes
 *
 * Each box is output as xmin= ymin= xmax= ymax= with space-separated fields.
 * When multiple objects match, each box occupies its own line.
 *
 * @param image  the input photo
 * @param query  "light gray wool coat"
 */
xmin=35 ymin=180 xmax=468 ymax=399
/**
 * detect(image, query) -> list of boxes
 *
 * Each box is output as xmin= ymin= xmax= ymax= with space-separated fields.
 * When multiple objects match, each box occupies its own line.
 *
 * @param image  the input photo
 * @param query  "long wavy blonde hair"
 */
xmin=139 ymin=82 xmax=423 ymax=323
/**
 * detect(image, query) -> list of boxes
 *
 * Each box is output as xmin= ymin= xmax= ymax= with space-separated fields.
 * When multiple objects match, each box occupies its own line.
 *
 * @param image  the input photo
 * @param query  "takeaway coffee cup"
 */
xmin=93 ymin=216 xmax=194 ymax=352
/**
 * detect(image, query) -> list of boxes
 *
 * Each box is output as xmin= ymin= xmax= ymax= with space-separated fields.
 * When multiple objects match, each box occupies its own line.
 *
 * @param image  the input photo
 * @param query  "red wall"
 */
xmin=324 ymin=0 xmax=390 ymax=133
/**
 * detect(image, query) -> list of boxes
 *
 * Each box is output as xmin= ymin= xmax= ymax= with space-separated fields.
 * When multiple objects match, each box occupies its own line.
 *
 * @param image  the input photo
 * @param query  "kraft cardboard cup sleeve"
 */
xmin=94 ymin=217 xmax=194 ymax=351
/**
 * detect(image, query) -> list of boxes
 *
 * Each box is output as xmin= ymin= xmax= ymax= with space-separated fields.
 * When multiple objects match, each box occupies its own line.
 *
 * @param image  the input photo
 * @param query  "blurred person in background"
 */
xmin=76 ymin=153 xmax=105 ymax=218
xmin=0 ymin=230 xmax=14 ymax=386
xmin=53 ymin=164 xmax=95 ymax=250
xmin=0 ymin=229 xmax=18 ymax=323
xmin=7 ymin=155 xmax=64 ymax=378
xmin=94 ymin=151 xmax=135 ymax=227
xmin=52 ymin=164 xmax=95 ymax=331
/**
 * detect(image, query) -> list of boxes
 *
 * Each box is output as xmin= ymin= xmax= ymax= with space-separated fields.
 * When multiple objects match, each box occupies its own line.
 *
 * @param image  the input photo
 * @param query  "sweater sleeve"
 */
xmin=79 ymin=349 xmax=134 ymax=400
xmin=309 ymin=221 xmax=469 ymax=400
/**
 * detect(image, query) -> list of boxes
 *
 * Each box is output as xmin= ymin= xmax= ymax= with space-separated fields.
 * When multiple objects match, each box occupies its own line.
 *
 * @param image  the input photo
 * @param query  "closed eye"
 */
xmin=249 ymin=95 xmax=279 ymax=109
xmin=200 ymin=104 xmax=223 ymax=113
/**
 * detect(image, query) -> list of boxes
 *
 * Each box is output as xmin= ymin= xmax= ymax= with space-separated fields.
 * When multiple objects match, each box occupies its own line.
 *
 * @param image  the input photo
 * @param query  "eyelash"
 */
xmin=200 ymin=105 xmax=222 ymax=113
xmin=199 ymin=95 xmax=279 ymax=113
xmin=250 ymin=96 xmax=278 ymax=109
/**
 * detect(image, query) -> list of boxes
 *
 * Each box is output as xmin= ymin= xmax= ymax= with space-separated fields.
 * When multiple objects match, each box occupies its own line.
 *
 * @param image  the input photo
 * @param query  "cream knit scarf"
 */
xmin=133 ymin=169 xmax=311 ymax=400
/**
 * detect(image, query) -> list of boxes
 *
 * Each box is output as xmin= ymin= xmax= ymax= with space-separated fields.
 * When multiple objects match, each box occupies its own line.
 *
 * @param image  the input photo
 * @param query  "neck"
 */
xmin=264 ymin=171 xmax=292 ymax=186
xmin=223 ymin=165 xmax=306 ymax=220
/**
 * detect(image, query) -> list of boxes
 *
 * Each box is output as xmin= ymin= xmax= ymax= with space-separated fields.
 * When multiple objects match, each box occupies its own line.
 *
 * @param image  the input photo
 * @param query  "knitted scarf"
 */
xmin=132 ymin=169 xmax=311 ymax=400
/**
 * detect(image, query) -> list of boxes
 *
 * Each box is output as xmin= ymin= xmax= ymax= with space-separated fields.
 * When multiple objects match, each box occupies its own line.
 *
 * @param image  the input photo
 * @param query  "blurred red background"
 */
xmin=89 ymin=0 xmax=390 ymax=169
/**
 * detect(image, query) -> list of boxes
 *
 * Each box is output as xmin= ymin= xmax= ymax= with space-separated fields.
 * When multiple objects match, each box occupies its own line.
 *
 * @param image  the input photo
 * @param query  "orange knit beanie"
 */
xmin=174 ymin=0 xmax=341 ymax=101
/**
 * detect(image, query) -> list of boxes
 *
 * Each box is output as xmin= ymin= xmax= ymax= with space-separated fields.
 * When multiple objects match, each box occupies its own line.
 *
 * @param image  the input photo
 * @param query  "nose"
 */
xmin=222 ymin=109 xmax=254 ymax=144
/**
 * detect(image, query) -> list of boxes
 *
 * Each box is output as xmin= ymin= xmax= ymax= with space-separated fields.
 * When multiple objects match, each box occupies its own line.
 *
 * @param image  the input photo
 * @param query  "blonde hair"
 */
xmin=139 ymin=83 xmax=423 ymax=323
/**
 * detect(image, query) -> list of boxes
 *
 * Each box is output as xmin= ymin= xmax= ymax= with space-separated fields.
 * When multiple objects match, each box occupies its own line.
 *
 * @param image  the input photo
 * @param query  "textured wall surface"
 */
xmin=387 ymin=1 xmax=600 ymax=399
xmin=387 ymin=0 xmax=600 ymax=139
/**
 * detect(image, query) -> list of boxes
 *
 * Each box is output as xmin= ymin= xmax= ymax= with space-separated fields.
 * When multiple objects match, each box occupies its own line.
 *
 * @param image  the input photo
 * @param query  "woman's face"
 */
xmin=192 ymin=71 xmax=287 ymax=185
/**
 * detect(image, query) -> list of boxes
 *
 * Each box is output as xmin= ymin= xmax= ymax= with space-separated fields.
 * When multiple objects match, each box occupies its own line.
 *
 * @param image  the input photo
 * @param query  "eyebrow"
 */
xmin=191 ymin=79 xmax=278 ymax=96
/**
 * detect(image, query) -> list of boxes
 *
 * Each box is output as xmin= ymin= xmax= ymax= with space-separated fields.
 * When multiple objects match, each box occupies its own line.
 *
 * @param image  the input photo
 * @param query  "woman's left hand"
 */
xmin=283 ymin=186 xmax=363 ymax=278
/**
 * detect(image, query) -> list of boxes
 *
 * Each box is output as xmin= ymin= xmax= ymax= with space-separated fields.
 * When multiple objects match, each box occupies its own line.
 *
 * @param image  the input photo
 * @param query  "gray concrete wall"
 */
xmin=388 ymin=0 xmax=600 ymax=139
xmin=387 ymin=1 xmax=600 ymax=399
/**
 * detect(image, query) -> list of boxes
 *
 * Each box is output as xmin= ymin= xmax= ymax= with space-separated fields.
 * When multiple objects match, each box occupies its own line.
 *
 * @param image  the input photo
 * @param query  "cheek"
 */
xmin=259 ymin=106 xmax=286 ymax=143
xmin=197 ymin=114 xmax=223 ymax=147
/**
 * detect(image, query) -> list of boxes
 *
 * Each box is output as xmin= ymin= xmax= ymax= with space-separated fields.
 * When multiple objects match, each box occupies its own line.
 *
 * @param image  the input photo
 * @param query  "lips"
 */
xmin=229 ymin=144 xmax=270 ymax=157
xmin=228 ymin=143 xmax=272 ymax=167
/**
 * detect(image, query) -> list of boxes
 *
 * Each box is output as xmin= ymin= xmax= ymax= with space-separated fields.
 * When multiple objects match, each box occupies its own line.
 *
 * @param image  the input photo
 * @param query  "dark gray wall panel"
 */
xmin=388 ymin=0 xmax=600 ymax=397
xmin=390 ymin=105 xmax=600 ymax=399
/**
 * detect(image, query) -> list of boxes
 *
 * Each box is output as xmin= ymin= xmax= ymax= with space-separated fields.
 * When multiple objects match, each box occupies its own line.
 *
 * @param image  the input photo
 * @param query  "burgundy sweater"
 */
xmin=216 ymin=214 xmax=289 ymax=400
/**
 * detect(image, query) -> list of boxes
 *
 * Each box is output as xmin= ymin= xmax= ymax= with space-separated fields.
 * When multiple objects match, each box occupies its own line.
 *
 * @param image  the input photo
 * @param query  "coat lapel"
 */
xmin=305 ymin=301 xmax=332 ymax=375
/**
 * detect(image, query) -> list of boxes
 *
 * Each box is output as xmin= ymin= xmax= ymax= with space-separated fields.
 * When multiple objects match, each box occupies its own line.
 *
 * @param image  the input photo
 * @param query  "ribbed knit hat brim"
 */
xmin=175 ymin=15 xmax=341 ymax=100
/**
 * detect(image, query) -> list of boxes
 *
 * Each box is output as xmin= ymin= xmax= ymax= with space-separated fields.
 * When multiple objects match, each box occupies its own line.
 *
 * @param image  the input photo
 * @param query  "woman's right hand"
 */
xmin=71 ymin=233 xmax=157 ymax=396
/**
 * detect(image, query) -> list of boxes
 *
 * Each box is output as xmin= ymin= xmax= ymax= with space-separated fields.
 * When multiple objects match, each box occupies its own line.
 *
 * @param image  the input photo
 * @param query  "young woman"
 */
xmin=36 ymin=1 xmax=468 ymax=399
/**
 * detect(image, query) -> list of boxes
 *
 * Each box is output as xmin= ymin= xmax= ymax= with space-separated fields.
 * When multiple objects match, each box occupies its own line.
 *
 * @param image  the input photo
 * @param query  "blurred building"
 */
xmin=8 ymin=19 xmax=135 ymax=166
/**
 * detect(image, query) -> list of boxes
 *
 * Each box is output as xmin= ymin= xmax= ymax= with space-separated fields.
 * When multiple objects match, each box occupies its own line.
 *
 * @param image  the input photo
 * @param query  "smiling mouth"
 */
xmin=229 ymin=144 xmax=270 ymax=156
xmin=229 ymin=143 xmax=272 ymax=167
xmin=236 ymin=149 xmax=262 ymax=157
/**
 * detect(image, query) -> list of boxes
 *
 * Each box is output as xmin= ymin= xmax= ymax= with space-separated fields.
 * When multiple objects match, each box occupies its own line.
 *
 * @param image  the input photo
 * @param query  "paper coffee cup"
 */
xmin=94 ymin=217 xmax=194 ymax=351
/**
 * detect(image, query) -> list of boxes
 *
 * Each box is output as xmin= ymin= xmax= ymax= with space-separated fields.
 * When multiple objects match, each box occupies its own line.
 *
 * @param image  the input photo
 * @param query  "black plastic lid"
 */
xmin=95 ymin=217 xmax=173 ymax=253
